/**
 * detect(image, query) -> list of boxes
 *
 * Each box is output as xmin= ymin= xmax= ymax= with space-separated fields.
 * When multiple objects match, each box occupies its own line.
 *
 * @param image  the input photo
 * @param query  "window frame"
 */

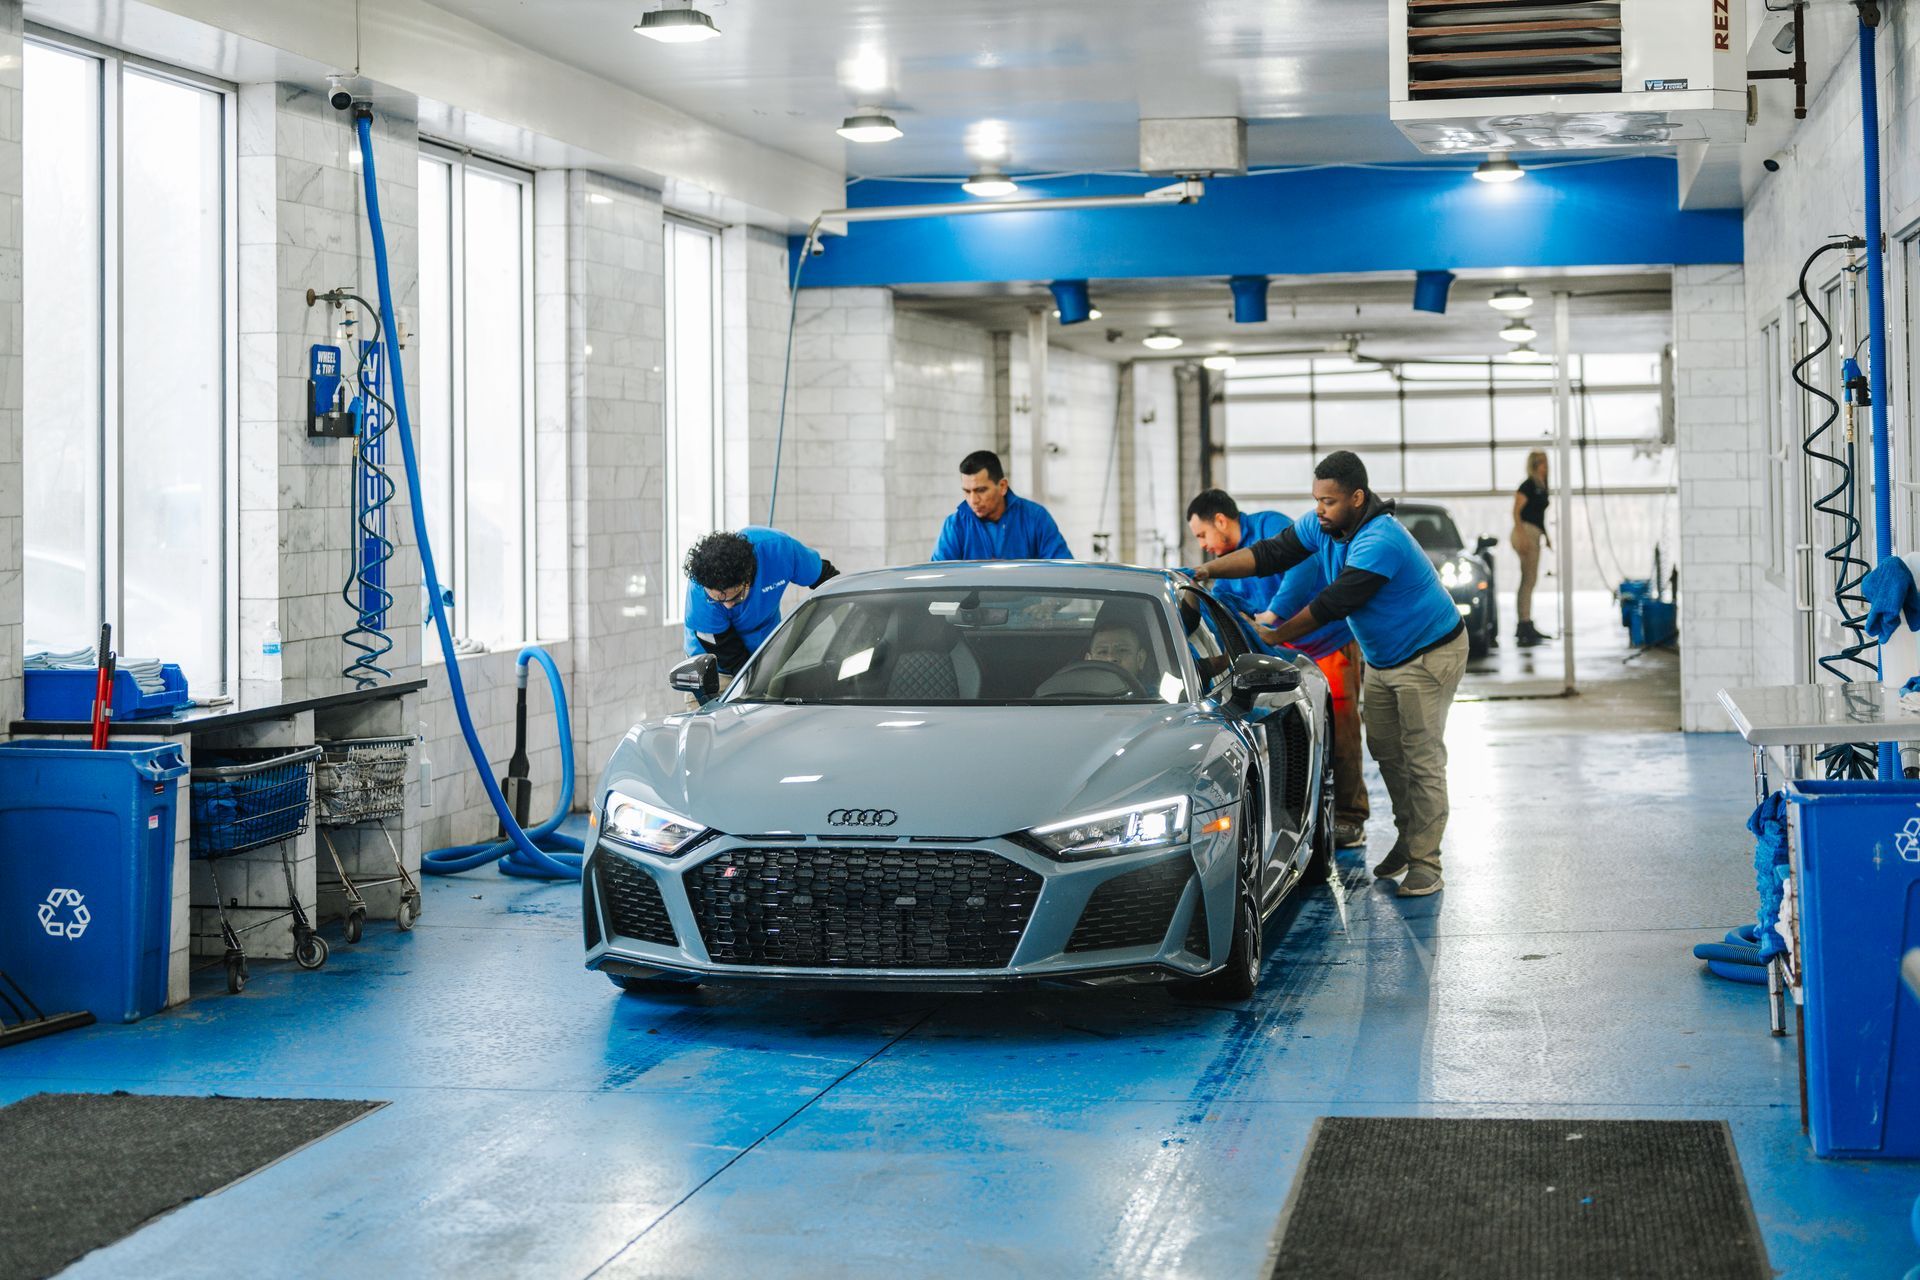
xmin=22 ymin=28 xmax=239 ymax=694
xmin=663 ymin=214 xmax=725 ymax=627
xmin=416 ymin=140 xmax=540 ymax=657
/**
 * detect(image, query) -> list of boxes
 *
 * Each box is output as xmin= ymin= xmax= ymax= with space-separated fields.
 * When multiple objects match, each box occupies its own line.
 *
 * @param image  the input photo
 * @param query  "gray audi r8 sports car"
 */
xmin=582 ymin=562 xmax=1334 ymax=1000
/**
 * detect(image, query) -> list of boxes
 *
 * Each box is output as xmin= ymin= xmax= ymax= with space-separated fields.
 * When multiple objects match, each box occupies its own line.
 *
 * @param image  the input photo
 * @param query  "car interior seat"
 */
xmin=884 ymin=607 xmax=982 ymax=701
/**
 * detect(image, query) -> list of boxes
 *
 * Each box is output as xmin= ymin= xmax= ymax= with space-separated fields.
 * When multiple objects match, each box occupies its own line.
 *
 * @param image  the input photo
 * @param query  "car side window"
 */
xmin=1196 ymin=595 xmax=1252 ymax=661
xmin=1177 ymin=588 xmax=1233 ymax=692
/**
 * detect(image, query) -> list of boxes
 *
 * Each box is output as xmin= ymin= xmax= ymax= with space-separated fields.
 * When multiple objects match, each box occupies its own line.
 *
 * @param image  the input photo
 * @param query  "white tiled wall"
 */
xmin=1009 ymin=339 xmax=1125 ymax=560
xmin=788 ymin=286 xmax=895 ymax=568
xmin=892 ymin=312 xmax=994 ymax=564
xmin=0 ymin=1 xmax=19 ymax=732
xmin=1675 ymin=265 xmax=1757 ymax=732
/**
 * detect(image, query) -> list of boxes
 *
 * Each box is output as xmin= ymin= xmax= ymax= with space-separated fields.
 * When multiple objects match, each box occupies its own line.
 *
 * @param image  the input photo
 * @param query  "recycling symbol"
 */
xmin=37 ymin=888 xmax=90 ymax=941
xmin=1897 ymin=818 xmax=1920 ymax=864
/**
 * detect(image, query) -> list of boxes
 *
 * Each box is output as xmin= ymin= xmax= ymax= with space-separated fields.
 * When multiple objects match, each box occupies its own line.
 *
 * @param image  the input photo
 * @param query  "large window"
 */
xmin=23 ymin=37 xmax=234 ymax=693
xmin=1221 ymin=354 xmax=1668 ymax=504
xmin=417 ymin=146 xmax=536 ymax=654
xmin=664 ymin=218 xmax=722 ymax=624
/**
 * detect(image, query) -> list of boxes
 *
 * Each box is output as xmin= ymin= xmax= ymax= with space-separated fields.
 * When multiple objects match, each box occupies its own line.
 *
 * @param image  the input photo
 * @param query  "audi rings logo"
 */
xmin=829 ymin=808 xmax=897 ymax=828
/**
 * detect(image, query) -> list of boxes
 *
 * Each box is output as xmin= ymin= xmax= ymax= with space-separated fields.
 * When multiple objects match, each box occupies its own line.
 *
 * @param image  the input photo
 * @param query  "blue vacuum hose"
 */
xmin=352 ymin=110 xmax=582 ymax=881
xmin=1858 ymin=12 xmax=1900 ymax=780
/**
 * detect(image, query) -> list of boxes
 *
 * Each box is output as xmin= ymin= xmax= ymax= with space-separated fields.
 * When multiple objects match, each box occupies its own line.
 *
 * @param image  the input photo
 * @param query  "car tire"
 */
xmin=610 ymin=973 xmax=702 ymax=995
xmin=1467 ymin=612 xmax=1491 ymax=659
xmin=1185 ymin=803 xmax=1263 ymax=1002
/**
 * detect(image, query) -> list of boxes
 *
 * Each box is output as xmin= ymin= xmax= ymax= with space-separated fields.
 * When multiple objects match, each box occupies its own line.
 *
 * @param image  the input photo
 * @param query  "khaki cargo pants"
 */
xmin=1363 ymin=629 xmax=1469 ymax=875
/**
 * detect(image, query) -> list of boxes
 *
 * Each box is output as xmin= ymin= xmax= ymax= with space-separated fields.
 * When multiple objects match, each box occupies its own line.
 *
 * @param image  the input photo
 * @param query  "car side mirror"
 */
xmin=1225 ymin=652 xmax=1301 ymax=711
xmin=1476 ymin=535 xmax=1498 ymax=556
xmin=670 ymin=654 xmax=719 ymax=701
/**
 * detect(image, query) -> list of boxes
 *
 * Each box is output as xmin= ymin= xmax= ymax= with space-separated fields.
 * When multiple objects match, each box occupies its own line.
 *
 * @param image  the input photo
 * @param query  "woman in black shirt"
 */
xmin=1512 ymin=451 xmax=1551 ymax=646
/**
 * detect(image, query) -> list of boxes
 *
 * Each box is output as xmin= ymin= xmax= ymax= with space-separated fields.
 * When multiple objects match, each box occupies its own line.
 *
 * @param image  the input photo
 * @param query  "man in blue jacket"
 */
xmin=682 ymin=527 xmax=838 ymax=696
xmin=931 ymin=450 xmax=1072 ymax=562
xmin=1189 ymin=488 xmax=1369 ymax=850
xmin=1195 ymin=452 xmax=1466 ymax=897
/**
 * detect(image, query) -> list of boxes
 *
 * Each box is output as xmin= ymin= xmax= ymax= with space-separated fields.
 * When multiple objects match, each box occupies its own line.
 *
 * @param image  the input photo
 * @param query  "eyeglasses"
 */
xmin=705 ymin=583 xmax=750 ymax=607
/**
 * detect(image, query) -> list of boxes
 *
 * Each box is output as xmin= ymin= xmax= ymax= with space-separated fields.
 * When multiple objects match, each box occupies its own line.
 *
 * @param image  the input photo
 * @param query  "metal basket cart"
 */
xmin=314 ymin=736 xmax=421 ymax=941
xmin=189 ymin=745 xmax=326 ymax=993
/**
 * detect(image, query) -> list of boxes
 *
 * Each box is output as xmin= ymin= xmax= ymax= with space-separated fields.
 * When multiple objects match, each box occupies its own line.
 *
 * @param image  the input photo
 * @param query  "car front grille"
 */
xmin=1066 ymin=857 xmax=1193 ymax=953
xmin=687 ymin=846 xmax=1042 ymax=969
xmin=597 ymin=852 xmax=678 ymax=946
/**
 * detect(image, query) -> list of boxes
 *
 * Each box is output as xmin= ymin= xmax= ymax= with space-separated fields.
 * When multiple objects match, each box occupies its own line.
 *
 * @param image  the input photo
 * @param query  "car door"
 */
xmin=1179 ymin=587 xmax=1286 ymax=891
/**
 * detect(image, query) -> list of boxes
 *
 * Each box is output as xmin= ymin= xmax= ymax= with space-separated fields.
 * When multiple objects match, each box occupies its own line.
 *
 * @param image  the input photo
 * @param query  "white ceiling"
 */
xmin=897 ymin=269 xmax=1675 ymax=362
xmin=428 ymin=0 xmax=1409 ymax=176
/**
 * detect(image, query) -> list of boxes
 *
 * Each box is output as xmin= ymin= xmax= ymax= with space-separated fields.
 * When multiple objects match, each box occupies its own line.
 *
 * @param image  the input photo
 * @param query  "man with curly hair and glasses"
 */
xmin=682 ymin=528 xmax=838 ymax=703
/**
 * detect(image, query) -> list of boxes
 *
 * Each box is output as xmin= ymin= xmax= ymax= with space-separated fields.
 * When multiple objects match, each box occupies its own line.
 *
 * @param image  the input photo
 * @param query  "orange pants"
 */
xmin=1315 ymin=642 xmax=1370 ymax=825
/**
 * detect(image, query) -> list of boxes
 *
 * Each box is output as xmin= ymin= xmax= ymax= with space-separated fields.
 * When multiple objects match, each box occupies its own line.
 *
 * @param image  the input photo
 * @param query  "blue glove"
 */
xmin=1904 ymin=675 xmax=1920 ymax=696
xmin=1862 ymin=556 xmax=1920 ymax=642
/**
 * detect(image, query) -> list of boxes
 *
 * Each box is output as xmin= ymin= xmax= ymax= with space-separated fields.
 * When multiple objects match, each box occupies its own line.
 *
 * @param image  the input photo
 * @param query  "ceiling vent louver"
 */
xmin=1390 ymin=0 xmax=1749 ymax=154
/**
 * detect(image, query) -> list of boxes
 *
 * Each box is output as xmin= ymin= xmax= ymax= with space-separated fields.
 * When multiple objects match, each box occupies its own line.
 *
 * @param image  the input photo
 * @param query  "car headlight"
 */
xmin=1439 ymin=559 xmax=1468 ymax=588
xmin=601 ymin=790 xmax=708 ymax=854
xmin=1028 ymin=796 xmax=1191 ymax=859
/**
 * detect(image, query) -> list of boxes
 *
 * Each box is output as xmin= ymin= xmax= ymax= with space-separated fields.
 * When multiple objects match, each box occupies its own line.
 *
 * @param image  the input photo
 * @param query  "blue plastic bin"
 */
xmin=1787 ymin=778 xmax=1920 ymax=1157
xmin=1628 ymin=598 xmax=1676 ymax=647
xmin=0 ymin=740 xmax=188 ymax=1023
xmin=1618 ymin=579 xmax=1653 ymax=628
xmin=24 ymin=665 xmax=190 ymax=721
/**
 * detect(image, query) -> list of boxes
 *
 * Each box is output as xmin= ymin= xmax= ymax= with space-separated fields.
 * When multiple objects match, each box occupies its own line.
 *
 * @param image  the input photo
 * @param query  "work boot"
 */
xmin=1372 ymin=847 xmax=1410 ymax=879
xmin=1398 ymin=866 xmax=1444 ymax=897
xmin=1516 ymin=620 xmax=1551 ymax=647
xmin=1334 ymin=819 xmax=1367 ymax=850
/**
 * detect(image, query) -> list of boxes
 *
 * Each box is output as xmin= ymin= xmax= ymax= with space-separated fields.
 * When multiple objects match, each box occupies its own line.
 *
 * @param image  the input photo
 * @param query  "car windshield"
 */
xmin=1398 ymin=508 xmax=1463 ymax=555
xmin=732 ymin=588 xmax=1189 ymax=706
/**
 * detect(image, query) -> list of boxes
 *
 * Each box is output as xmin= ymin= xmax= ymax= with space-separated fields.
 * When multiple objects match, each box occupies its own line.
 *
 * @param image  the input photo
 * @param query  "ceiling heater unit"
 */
xmin=1389 ymin=0 xmax=1749 ymax=153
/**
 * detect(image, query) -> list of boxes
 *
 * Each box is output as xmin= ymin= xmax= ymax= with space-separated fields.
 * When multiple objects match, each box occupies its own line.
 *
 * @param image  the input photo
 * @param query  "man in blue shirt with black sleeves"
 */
xmin=1189 ymin=489 xmax=1369 ymax=849
xmin=931 ymin=450 xmax=1072 ymax=562
xmin=1194 ymin=452 xmax=1466 ymax=897
xmin=682 ymin=527 xmax=838 ymax=700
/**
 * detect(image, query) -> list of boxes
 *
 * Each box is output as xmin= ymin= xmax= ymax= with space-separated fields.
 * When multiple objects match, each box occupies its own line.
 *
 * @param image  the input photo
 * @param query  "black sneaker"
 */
xmin=1398 ymin=867 xmax=1444 ymax=897
xmin=1334 ymin=820 xmax=1367 ymax=849
xmin=1372 ymin=848 xmax=1410 ymax=879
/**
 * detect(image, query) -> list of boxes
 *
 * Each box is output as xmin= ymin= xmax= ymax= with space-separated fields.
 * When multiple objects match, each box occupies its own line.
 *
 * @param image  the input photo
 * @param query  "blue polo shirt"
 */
xmin=682 ymin=526 xmax=823 ymax=663
xmin=1203 ymin=509 xmax=1293 ymax=619
xmin=1201 ymin=510 xmax=1353 ymax=661
xmin=1291 ymin=510 xmax=1461 ymax=668
xmin=931 ymin=491 xmax=1071 ymax=561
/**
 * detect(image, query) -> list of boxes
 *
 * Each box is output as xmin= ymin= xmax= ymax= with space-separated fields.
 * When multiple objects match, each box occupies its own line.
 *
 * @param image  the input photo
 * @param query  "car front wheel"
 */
xmin=1185 ymin=800 xmax=1263 ymax=1001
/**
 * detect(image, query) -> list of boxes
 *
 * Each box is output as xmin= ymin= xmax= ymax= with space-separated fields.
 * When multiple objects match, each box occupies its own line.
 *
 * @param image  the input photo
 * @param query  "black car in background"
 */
xmin=1397 ymin=502 xmax=1499 ymax=658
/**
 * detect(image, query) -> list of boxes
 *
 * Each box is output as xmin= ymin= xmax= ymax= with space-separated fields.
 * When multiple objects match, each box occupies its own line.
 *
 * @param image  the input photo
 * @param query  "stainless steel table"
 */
xmin=1717 ymin=683 xmax=1920 ymax=1047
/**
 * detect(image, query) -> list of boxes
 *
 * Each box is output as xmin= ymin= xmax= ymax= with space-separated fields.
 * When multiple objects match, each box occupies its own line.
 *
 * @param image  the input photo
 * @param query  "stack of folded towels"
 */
xmin=25 ymin=647 xmax=170 ymax=695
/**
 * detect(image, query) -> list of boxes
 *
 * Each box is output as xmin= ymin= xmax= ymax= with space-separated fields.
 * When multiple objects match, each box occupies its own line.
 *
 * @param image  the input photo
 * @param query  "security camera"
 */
xmin=1763 ymin=149 xmax=1791 ymax=174
xmin=327 ymin=76 xmax=353 ymax=112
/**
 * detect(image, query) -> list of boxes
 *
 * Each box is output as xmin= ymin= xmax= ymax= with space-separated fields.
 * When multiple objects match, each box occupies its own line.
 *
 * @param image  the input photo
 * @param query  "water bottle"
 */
xmin=417 ymin=720 xmax=434 ymax=808
xmin=261 ymin=620 xmax=283 ymax=683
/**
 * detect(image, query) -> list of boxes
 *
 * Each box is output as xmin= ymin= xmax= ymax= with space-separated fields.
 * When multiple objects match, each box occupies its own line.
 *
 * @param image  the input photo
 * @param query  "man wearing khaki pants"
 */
xmin=1193 ymin=451 xmax=1468 ymax=897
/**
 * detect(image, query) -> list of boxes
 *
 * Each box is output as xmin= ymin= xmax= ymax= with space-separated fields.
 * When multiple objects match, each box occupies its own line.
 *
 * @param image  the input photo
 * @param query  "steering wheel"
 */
xmin=1034 ymin=660 xmax=1147 ymax=699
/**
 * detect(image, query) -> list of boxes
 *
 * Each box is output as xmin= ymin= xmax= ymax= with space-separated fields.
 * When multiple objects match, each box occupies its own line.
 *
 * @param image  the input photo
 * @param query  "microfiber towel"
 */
xmin=1864 ymin=556 xmax=1920 ymax=642
xmin=1748 ymin=791 xmax=1791 ymax=961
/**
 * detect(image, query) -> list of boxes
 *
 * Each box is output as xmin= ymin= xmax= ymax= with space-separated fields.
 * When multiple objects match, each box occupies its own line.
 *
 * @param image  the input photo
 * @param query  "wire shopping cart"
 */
xmin=189 ymin=745 xmax=326 ymax=993
xmin=314 ymin=736 xmax=421 ymax=941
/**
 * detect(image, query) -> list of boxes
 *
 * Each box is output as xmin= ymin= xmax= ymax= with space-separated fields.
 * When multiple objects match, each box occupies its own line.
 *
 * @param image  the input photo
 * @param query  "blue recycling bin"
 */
xmin=1788 ymin=778 xmax=1920 ymax=1157
xmin=0 ymin=740 xmax=187 ymax=1023
xmin=1618 ymin=579 xmax=1653 ymax=627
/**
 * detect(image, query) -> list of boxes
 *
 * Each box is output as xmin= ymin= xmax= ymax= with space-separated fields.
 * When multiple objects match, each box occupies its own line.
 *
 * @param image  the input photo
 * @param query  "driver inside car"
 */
xmin=1085 ymin=622 xmax=1150 ymax=681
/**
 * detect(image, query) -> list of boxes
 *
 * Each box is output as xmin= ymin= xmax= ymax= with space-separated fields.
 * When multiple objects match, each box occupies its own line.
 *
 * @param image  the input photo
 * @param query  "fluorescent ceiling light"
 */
xmin=1498 ymin=318 xmax=1537 ymax=343
xmin=1488 ymin=287 xmax=1533 ymax=312
xmin=1473 ymin=151 xmax=1524 ymax=183
xmin=1143 ymin=329 xmax=1183 ymax=351
xmin=1053 ymin=307 xmax=1103 ymax=321
xmin=837 ymin=112 xmax=903 ymax=143
xmin=586 ymin=192 xmax=614 ymax=206
xmin=635 ymin=2 xmax=720 ymax=42
xmin=1507 ymin=343 xmax=1549 ymax=364
xmin=1202 ymin=352 xmax=1236 ymax=370
xmin=962 ymin=171 xmax=1018 ymax=198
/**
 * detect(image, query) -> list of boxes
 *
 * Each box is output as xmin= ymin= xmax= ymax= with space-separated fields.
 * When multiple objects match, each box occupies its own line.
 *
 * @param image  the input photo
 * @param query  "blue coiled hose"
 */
xmin=352 ymin=110 xmax=582 ymax=881
xmin=421 ymin=646 xmax=583 ymax=878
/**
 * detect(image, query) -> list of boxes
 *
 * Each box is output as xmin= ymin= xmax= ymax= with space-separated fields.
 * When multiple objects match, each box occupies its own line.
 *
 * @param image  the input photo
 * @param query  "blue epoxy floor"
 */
xmin=3 ymin=617 xmax=1916 ymax=1277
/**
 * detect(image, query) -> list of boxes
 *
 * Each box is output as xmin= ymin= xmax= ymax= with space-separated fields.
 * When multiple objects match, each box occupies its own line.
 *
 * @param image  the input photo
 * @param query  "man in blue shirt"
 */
xmin=931 ymin=450 xmax=1072 ymax=562
xmin=1189 ymin=489 xmax=1369 ymax=848
xmin=1195 ymin=452 xmax=1467 ymax=897
xmin=682 ymin=527 xmax=838 ymax=696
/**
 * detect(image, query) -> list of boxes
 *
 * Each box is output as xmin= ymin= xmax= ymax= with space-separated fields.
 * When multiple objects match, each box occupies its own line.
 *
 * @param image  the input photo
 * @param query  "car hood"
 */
xmin=599 ymin=702 xmax=1244 ymax=840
